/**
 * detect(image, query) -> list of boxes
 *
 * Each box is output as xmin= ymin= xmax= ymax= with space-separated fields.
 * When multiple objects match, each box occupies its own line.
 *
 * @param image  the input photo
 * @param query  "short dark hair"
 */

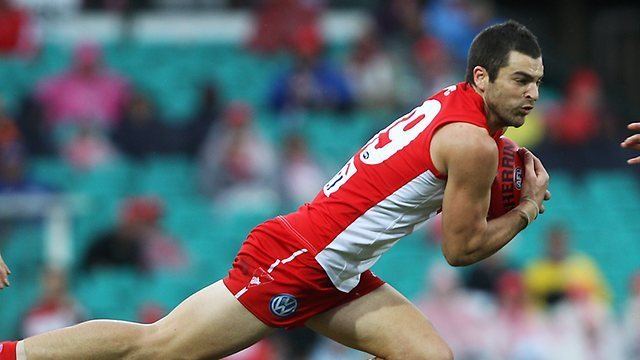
xmin=465 ymin=20 xmax=541 ymax=85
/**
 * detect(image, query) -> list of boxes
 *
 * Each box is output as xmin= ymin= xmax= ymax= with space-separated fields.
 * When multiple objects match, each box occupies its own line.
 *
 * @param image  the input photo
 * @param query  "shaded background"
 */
xmin=1 ymin=0 xmax=639 ymax=359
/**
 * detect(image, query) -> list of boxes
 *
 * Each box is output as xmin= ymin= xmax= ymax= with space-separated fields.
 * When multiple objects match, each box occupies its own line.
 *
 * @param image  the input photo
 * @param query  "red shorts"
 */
xmin=223 ymin=217 xmax=385 ymax=328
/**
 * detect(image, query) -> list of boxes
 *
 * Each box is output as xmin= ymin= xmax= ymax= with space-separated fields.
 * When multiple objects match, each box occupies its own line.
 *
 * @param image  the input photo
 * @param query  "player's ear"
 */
xmin=473 ymin=66 xmax=489 ymax=92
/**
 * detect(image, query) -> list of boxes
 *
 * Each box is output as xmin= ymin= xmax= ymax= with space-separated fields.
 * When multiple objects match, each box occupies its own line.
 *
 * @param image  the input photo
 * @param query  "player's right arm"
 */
xmin=621 ymin=122 xmax=640 ymax=165
xmin=0 ymin=252 xmax=10 ymax=289
xmin=431 ymin=123 xmax=549 ymax=266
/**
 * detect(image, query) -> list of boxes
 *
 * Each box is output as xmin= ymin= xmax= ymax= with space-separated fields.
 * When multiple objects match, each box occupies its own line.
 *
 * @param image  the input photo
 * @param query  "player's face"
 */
xmin=484 ymin=51 xmax=543 ymax=128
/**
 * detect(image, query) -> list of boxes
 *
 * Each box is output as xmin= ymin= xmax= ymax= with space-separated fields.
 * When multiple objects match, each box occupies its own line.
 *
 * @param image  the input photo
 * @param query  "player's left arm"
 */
xmin=0 ymin=252 xmax=11 ymax=289
xmin=621 ymin=122 xmax=640 ymax=165
xmin=432 ymin=123 xmax=545 ymax=266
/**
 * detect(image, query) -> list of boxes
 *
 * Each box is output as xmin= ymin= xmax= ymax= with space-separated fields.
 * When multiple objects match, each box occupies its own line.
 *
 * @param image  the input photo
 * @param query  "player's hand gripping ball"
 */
xmin=487 ymin=137 xmax=524 ymax=219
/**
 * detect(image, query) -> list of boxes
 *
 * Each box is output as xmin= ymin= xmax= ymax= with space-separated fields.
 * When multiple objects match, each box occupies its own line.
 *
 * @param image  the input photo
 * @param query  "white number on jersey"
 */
xmin=360 ymin=100 xmax=442 ymax=165
xmin=323 ymin=156 xmax=357 ymax=197
xmin=323 ymin=99 xmax=442 ymax=197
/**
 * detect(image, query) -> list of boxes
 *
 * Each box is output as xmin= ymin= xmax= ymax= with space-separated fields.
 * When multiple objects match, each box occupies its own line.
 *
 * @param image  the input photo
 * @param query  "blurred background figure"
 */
xmin=623 ymin=273 xmax=640 ymax=359
xmin=35 ymin=42 xmax=130 ymax=134
xmin=269 ymin=25 xmax=354 ymax=114
xmin=198 ymin=102 xmax=278 ymax=208
xmin=345 ymin=27 xmax=398 ymax=110
xmin=248 ymin=0 xmax=323 ymax=54
xmin=278 ymin=133 xmax=325 ymax=211
xmin=112 ymin=91 xmax=169 ymax=161
xmin=0 ymin=0 xmax=39 ymax=59
xmin=0 ymin=114 xmax=50 ymax=196
xmin=374 ymin=0 xmax=423 ymax=43
xmin=540 ymin=68 xmax=620 ymax=175
xmin=63 ymin=124 xmax=117 ymax=171
xmin=416 ymin=262 xmax=490 ymax=360
xmin=21 ymin=267 xmax=86 ymax=338
xmin=491 ymin=271 xmax=551 ymax=360
xmin=422 ymin=0 xmax=500 ymax=64
xmin=186 ymin=82 xmax=223 ymax=157
xmin=464 ymin=252 xmax=513 ymax=298
xmin=82 ymin=197 xmax=186 ymax=273
xmin=411 ymin=35 xmax=458 ymax=101
xmin=524 ymin=225 xmax=611 ymax=308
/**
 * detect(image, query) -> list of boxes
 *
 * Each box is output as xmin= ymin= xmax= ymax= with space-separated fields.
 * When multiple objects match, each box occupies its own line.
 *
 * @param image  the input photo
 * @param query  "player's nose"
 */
xmin=525 ymin=83 xmax=539 ymax=102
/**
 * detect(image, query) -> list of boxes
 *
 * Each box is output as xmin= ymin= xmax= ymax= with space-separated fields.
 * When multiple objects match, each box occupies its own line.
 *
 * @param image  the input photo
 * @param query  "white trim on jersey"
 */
xmin=315 ymin=170 xmax=446 ymax=292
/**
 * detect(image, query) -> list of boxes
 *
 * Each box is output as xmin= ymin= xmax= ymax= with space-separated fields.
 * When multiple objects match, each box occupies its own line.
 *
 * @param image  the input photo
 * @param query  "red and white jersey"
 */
xmin=282 ymin=82 xmax=499 ymax=292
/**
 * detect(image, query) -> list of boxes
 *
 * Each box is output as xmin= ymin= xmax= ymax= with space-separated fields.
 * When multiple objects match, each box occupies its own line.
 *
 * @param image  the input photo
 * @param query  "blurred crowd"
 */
xmin=1 ymin=0 xmax=639 ymax=359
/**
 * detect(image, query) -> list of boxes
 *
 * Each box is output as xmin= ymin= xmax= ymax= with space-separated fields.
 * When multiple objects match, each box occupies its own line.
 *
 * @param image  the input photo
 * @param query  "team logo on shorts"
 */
xmin=270 ymin=294 xmax=298 ymax=317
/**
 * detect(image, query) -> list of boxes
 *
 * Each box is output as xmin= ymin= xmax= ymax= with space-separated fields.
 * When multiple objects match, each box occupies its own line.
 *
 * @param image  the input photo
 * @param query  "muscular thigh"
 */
xmin=305 ymin=284 xmax=447 ymax=359
xmin=150 ymin=280 xmax=274 ymax=359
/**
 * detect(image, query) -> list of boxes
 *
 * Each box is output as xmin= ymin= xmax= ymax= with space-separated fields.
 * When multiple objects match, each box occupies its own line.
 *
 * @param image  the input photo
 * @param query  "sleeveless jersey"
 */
xmin=282 ymin=82 xmax=497 ymax=292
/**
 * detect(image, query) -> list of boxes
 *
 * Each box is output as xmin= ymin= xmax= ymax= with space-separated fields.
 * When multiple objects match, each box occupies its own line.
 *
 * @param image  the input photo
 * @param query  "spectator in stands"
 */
xmin=35 ymin=42 xmax=130 ymax=131
xmin=82 ymin=197 xmax=187 ymax=273
xmin=198 ymin=102 xmax=278 ymax=207
xmin=416 ymin=262 xmax=491 ymax=359
xmin=0 ymin=116 xmax=50 ymax=195
xmin=185 ymin=82 xmax=223 ymax=157
xmin=545 ymin=274 xmax=624 ymax=359
xmin=278 ymin=134 xmax=325 ymax=211
xmin=523 ymin=224 xmax=610 ymax=308
xmin=345 ymin=27 xmax=398 ymax=109
xmin=622 ymin=272 xmax=640 ymax=359
xmin=21 ymin=267 xmax=86 ymax=338
xmin=0 ymin=0 xmax=38 ymax=58
xmin=540 ymin=68 xmax=619 ymax=173
xmin=248 ymin=0 xmax=322 ymax=54
xmin=411 ymin=35 xmax=459 ymax=100
xmin=491 ymin=271 xmax=552 ymax=360
xmin=464 ymin=252 xmax=513 ymax=297
xmin=423 ymin=0 xmax=500 ymax=64
xmin=269 ymin=25 xmax=354 ymax=114
xmin=374 ymin=0 xmax=423 ymax=43
xmin=15 ymin=94 xmax=53 ymax=156
xmin=113 ymin=91 xmax=170 ymax=160
xmin=62 ymin=124 xmax=117 ymax=170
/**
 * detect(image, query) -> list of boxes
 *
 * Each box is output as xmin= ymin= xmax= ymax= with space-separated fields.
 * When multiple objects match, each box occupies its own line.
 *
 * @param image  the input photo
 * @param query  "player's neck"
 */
xmin=470 ymin=84 xmax=506 ymax=136
xmin=484 ymin=108 xmax=507 ymax=136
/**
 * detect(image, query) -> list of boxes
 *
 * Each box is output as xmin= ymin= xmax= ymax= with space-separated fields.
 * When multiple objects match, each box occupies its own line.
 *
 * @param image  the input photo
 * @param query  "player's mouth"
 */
xmin=520 ymin=105 xmax=534 ymax=114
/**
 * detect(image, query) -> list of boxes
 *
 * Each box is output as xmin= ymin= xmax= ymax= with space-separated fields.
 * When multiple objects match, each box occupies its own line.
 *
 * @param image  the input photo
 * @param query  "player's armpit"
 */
xmin=431 ymin=123 xmax=497 ymax=266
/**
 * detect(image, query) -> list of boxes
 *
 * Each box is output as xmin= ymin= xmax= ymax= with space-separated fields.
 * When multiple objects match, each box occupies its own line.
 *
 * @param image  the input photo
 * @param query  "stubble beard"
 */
xmin=487 ymin=100 xmax=523 ymax=129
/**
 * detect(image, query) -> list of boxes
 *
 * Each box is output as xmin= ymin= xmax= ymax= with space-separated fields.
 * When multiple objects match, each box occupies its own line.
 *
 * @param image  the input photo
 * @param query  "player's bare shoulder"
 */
xmin=430 ymin=122 xmax=498 ymax=177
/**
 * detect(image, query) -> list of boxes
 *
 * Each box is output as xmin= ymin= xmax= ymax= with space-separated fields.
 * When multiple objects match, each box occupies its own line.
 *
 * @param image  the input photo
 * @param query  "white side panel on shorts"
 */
xmin=315 ymin=170 xmax=446 ymax=292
